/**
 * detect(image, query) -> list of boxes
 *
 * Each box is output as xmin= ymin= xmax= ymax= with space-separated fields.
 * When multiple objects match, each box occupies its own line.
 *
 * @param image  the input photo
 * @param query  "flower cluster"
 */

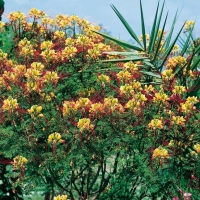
xmin=152 ymin=146 xmax=169 ymax=159
xmin=162 ymin=69 xmax=174 ymax=81
xmin=153 ymin=90 xmax=168 ymax=104
xmin=166 ymin=56 xmax=186 ymax=69
xmin=172 ymin=86 xmax=186 ymax=95
xmin=2 ymin=97 xmax=18 ymax=112
xmin=77 ymin=118 xmax=94 ymax=132
xmin=184 ymin=21 xmax=195 ymax=30
xmin=180 ymin=96 xmax=199 ymax=113
xmin=148 ymin=119 xmax=163 ymax=129
xmin=171 ymin=116 xmax=186 ymax=126
xmin=13 ymin=156 xmax=28 ymax=169
xmin=54 ymin=195 xmax=69 ymax=200
xmin=29 ymin=8 xmax=46 ymax=19
xmin=8 ymin=11 xmax=26 ymax=22
xmin=28 ymin=105 xmax=43 ymax=118
xmin=193 ymin=144 xmax=200 ymax=153
xmin=48 ymin=132 xmax=62 ymax=143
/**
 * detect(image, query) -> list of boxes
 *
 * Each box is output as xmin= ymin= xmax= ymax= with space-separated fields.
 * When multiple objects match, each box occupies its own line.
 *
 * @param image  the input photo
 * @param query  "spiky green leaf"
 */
xmin=92 ymin=30 xmax=144 ymax=51
xmin=159 ymin=22 xmax=185 ymax=69
xmin=191 ymin=56 xmax=200 ymax=70
xmin=164 ymin=9 xmax=179 ymax=49
xmin=149 ymin=0 xmax=165 ymax=54
xmin=101 ymin=56 xmax=148 ymax=63
xmin=180 ymin=25 xmax=194 ymax=56
xmin=140 ymin=0 xmax=146 ymax=51
xmin=110 ymin=4 xmax=143 ymax=47
xmin=153 ymin=12 xmax=168 ymax=62
xmin=140 ymin=71 xmax=162 ymax=78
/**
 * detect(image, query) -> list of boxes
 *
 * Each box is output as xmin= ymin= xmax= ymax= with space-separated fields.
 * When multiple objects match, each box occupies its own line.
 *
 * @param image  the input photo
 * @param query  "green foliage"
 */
xmin=0 ymin=4 xmax=199 ymax=200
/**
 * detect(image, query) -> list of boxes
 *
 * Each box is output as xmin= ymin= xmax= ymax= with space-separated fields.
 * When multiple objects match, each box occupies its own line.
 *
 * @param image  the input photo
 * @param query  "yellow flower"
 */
xmin=76 ymin=35 xmax=91 ymax=45
xmin=54 ymin=30 xmax=65 ymax=40
xmin=188 ymin=70 xmax=196 ymax=79
xmin=153 ymin=91 xmax=168 ymax=103
xmin=172 ymin=86 xmax=186 ymax=95
xmin=55 ymin=14 xmax=69 ymax=28
xmin=194 ymin=144 xmax=200 ymax=153
xmin=162 ymin=69 xmax=174 ymax=81
xmin=75 ymin=98 xmax=91 ymax=110
xmin=62 ymin=46 xmax=77 ymax=59
xmin=152 ymin=146 xmax=169 ymax=159
xmin=20 ymin=46 xmax=34 ymax=57
xmin=184 ymin=21 xmax=194 ymax=30
xmin=89 ymin=103 xmax=104 ymax=116
xmin=2 ymin=71 xmax=15 ymax=81
xmin=148 ymin=119 xmax=163 ymax=129
xmin=97 ymin=74 xmax=110 ymax=84
xmin=48 ymin=132 xmax=62 ymax=143
xmin=0 ymin=49 xmax=7 ymax=61
xmin=157 ymin=29 xmax=165 ymax=39
xmin=77 ymin=118 xmax=93 ymax=131
xmin=43 ymin=71 xmax=59 ymax=83
xmin=166 ymin=56 xmax=186 ymax=69
xmin=41 ymin=41 xmax=54 ymax=50
xmin=8 ymin=11 xmax=26 ymax=22
xmin=78 ymin=87 xmax=95 ymax=97
xmin=120 ymin=84 xmax=133 ymax=96
xmin=125 ymin=99 xmax=140 ymax=112
xmin=42 ymin=17 xmax=55 ymax=26
xmin=130 ymin=81 xmax=142 ymax=91
xmin=144 ymin=85 xmax=154 ymax=93
xmin=125 ymin=92 xmax=146 ymax=111
xmin=171 ymin=116 xmax=185 ymax=126
xmin=0 ymin=21 xmax=5 ymax=30
xmin=68 ymin=14 xmax=80 ymax=22
xmin=180 ymin=103 xmax=191 ymax=113
xmin=0 ymin=77 xmax=5 ymax=87
xmin=14 ymin=65 xmax=26 ymax=74
xmin=28 ymin=105 xmax=43 ymax=118
xmin=25 ymin=68 xmax=41 ymax=80
xmin=41 ymin=49 xmax=56 ymax=61
xmin=95 ymin=43 xmax=111 ymax=52
xmin=117 ymin=70 xmax=131 ymax=83
xmin=104 ymin=96 xmax=119 ymax=111
xmin=135 ymin=92 xmax=147 ymax=102
xmin=2 ymin=97 xmax=18 ymax=112
xmin=186 ymin=96 xmax=198 ymax=105
xmin=18 ymin=38 xmax=32 ymax=48
xmin=124 ymin=61 xmax=138 ymax=72
xmin=54 ymin=195 xmax=69 ymax=200
xmin=139 ymin=34 xmax=150 ymax=41
xmin=65 ymin=38 xmax=75 ymax=46
xmin=13 ymin=156 xmax=28 ymax=169
xmin=31 ymin=62 xmax=44 ymax=70
xmin=87 ymin=48 xmax=100 ymax=60
xmin=172 ymin=44 xmax=179 ymax=53
xmin=26 ymin=80 xmax=39 ymax=92
xmin=180 ymin=96 xmax=198 ymax=113
xmin=63 ymin=101 xmax=76 ymax=116
xmin=168 ymin=140 xmax=174 ymax=147
xmin=29 ymin=8 xmax=46 ymax=19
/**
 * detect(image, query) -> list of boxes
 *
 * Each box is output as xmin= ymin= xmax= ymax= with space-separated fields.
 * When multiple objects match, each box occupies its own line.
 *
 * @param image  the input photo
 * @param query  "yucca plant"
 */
xmin=178 ymin=33 xmax=200 ymax=108
xmin=93 ymin=0 xmax=200 ymax=87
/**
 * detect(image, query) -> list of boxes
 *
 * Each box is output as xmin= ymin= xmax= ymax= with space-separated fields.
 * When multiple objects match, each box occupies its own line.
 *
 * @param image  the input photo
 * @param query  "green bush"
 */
xmin=0 ymin=4 xmax=199 ymax=200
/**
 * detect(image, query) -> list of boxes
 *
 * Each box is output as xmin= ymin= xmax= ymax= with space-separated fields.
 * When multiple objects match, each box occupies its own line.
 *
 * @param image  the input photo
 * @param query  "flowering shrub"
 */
xmin=0 ymin=6 xmax=199 ymax=200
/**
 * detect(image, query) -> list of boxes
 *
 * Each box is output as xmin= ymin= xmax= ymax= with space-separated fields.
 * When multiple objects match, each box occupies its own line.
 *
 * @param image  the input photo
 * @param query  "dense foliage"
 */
xmin=0 ymin=2 xmax=199 ymax=200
